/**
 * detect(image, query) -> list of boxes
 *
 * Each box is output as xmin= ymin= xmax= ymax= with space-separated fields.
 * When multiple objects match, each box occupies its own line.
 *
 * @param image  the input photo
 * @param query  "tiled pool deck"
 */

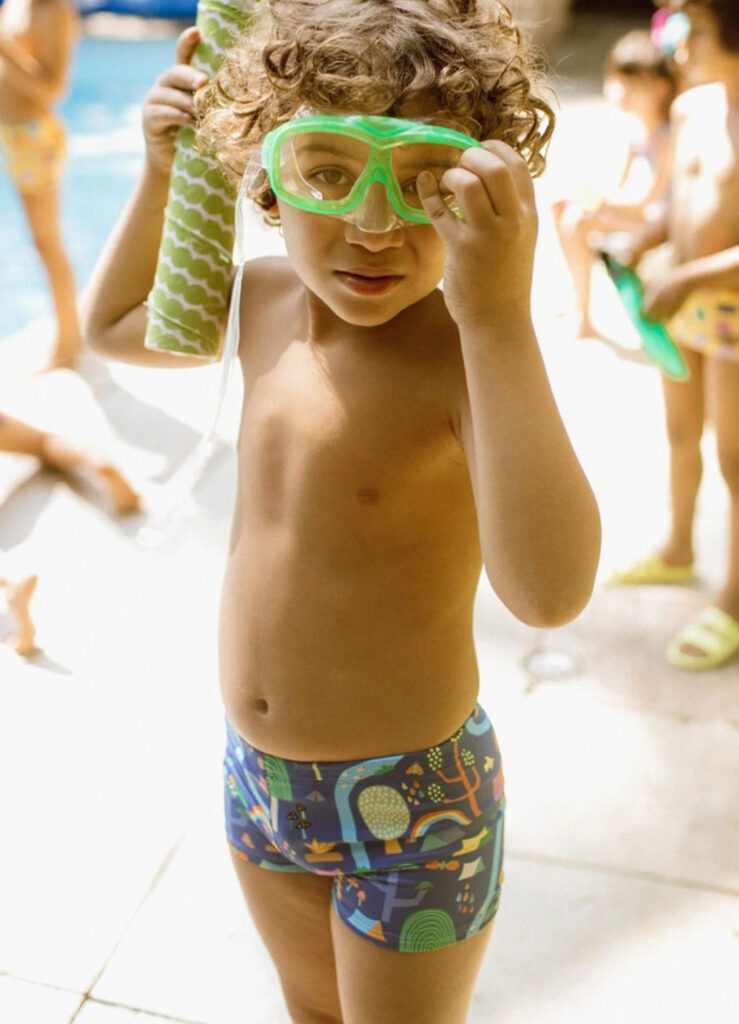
xmin=1 ymin=15 xmax=737 ymax=1024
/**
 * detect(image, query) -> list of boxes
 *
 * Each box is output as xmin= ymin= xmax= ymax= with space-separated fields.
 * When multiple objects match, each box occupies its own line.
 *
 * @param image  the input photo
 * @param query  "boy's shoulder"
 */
xmin=241 ymin=255 xmax=300 ymax=299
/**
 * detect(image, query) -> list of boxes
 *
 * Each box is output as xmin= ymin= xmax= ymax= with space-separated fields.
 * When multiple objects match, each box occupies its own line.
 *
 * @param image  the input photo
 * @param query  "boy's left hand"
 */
xmin=417 ymin=140 xmax=538 ymax=329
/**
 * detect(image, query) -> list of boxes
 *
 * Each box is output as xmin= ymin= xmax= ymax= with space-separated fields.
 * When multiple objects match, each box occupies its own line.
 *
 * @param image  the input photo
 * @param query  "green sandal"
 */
xmin=606 ymin=553 xmax=695 ymax=586
xmin=666 ymin=606 xmax=739 ymax=670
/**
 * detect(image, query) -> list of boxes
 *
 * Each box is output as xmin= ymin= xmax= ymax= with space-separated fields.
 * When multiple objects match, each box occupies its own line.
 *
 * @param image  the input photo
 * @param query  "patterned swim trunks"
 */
xmin=224 ymin=704 xmax=505 ymax=952
xmin=668 ymin=289 xmax=739 ymax=362
xmin=0 ymin=114 xmax=66 ymax=195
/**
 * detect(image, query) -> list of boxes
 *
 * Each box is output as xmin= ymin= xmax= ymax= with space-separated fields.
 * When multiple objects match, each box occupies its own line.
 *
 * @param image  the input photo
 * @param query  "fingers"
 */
xmin=439 ymin=165 xmax=498 ymax=226
xmin=145 ymin=46 xmax=209 ymax=134
xmin=457 ymin=145 xmax=527 ymax=219
xmin=148 ymin=85 xmax=198 ymax=119
xmin=419 ymin=139 xmax=535 ymax=234
xmin=157 ymin=62 xmax=208 ymax=95
xmin=175 ymin=25 xmax=201 ymax=66
xmin=416 ymin=171 xmax=463 ymax=241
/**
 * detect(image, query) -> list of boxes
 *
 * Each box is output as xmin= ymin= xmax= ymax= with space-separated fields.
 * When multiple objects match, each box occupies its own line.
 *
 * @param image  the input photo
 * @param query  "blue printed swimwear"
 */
xmin=224 ymin=704 xmax=505 ymax=952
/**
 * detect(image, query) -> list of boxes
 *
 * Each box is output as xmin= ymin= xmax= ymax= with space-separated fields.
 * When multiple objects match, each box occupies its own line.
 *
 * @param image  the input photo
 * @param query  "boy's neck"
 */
xmin=302 ymin=286 xmax=446 ymax=349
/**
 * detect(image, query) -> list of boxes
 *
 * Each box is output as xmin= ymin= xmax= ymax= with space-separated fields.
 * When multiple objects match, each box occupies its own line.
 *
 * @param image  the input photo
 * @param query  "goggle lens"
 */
xmin=276 ymin=131 xmax=468 ymax=217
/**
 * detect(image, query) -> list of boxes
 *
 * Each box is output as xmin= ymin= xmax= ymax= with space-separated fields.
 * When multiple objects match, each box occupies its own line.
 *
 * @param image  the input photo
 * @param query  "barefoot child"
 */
xmin=0 ymin=410 xmax=140 ymax=654
xmin=610 ymin=0 xmax=739 ymax=670
xmin=0 ymin=0 xmax=81 ymax=369
xmin=552 ymin=29 xmax=676 ymax=340
xmin=83 ymin=2 xmax=600 ymax=1019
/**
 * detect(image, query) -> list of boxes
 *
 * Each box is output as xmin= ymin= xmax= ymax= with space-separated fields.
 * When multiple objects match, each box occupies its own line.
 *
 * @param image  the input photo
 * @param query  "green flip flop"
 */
xmin=666 ymin=606 xmax=739 ymax=670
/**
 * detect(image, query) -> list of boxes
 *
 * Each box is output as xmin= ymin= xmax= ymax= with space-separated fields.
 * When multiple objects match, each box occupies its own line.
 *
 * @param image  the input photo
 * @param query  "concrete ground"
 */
xmin=1 ymin=14 xmax=737 ymax=1024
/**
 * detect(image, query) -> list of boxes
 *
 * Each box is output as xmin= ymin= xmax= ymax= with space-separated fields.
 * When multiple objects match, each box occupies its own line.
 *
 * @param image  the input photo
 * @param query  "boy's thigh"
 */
xmin=230 ymin=854 xmax=342 ymax=1024
xmin=331 ymin=908 xmax=493 ymax=1024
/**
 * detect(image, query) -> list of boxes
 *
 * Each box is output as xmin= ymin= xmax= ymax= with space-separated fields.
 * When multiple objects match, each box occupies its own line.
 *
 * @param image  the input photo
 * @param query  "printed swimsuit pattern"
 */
xmin=0 ymin=114 xmax=66 ymax=195
xmin=668 ymin=289 xmax=739 ymax=362
xmin=224 ymin=704 xmax=505 ymax=951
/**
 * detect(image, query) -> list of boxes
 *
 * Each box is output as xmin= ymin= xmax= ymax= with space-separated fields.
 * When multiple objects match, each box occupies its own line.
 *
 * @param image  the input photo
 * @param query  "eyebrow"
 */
xmin=294 ymin=143 xmax=366 ymax=159
xmin=394 ymin=156 xmax=459 ymax=169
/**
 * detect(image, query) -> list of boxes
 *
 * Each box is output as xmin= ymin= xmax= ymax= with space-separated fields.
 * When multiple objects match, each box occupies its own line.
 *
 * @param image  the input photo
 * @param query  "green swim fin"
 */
xmin=598 ymin=251 xmax=690 ymax=382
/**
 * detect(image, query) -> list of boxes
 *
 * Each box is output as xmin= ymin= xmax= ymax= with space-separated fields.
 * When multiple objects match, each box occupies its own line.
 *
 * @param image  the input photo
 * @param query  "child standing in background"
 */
xmin=552 ymin=30 xmax=676 ymax=340
xmin=610 ymin=0 xmax=739 ymax=670
xmin=83 ymin=2 xmax=600 ymax=1020
xmin=0 ymin=0 xmax=80 ymax=369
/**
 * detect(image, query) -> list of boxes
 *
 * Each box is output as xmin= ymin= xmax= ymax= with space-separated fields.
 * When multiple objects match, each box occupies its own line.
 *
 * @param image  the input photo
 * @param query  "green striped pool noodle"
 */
xmin=144 ymin=0 xmax=261 ymax=360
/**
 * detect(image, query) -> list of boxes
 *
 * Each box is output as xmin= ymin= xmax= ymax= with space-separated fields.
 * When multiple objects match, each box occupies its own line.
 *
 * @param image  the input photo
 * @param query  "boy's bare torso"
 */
xmin=219 ymin=258 xmax=483 ymax=761
xmin=671 ymin=83 xmax=739 ymax=262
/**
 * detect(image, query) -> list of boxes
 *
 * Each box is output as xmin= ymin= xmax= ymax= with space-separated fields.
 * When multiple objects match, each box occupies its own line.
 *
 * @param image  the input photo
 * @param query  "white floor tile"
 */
xmin=0 ymin=977 xmax=81 ymax=1024
xmin=91 ymin=818 xmax=289 ymax=1024
xmin=74 ymin=999 xmax=195 ymax=1023
xmin=471 ymin=856 xmax=739 ymax=1024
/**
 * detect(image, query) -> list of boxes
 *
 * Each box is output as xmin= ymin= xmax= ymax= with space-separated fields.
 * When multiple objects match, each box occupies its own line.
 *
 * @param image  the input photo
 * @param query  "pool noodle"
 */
xmin=144 ymin=0 xmax=260 ymax=360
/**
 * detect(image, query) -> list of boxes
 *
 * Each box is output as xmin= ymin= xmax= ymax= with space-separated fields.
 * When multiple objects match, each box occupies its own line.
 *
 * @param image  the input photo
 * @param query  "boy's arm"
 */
xmin=82 ymin=28 xmax=213 ymax=368
xmin=418 ymin=144 xmax=601 ymax=628
xmin=0 ymin=2 xmax=76 ymax=106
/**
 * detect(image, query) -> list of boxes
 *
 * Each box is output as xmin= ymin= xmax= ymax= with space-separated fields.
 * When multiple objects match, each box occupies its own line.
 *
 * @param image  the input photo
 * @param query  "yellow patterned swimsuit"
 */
xmin=0 ymin=113 xmax=66 ymax=195
xmin=668 ymin=289 xmax=739 ymax=362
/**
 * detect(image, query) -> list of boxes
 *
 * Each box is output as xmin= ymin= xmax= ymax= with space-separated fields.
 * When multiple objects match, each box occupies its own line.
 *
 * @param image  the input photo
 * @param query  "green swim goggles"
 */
xmin=244 ymin=114 xmax=485 ymax=234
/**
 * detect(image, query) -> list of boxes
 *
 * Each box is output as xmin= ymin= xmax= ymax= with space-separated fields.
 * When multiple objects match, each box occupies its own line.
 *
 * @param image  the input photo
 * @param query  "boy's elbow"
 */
xmin=485 ymin=533 xmax=601 ymax=628
xmin=492 ymin=577 xmax=596 ymax=630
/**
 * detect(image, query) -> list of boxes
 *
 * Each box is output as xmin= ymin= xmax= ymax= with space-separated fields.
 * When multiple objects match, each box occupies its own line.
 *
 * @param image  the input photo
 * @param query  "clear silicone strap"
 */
xmin=136 ymin=262 xmax=245 ymax=549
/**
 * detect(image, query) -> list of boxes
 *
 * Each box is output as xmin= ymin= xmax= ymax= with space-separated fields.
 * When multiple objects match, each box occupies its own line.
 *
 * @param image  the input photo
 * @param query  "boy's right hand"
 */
xmin=142 ymin=27 xmax=208 ymax=176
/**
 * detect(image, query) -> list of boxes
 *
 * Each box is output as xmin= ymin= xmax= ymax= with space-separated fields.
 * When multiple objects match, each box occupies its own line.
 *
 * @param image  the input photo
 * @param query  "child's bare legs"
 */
xmin=551 ymin=200 xmax=598 ymax=337
xmin=19 ymin=186 xmax=82 ymax=369
xmin=231 ymin=857 xmax=343 ymax=1024
xmin=0 ymin=412 xmax=140 ymax=514
xmin=709 ymin=356 xmax=739 ymax=620
xmin=658 ymin=347 xmax=706 ymax=568
xmin=231 ymin=854 xmax=492 ymax=1024
xmin=0 ymin=574 xmax=38 ymax=655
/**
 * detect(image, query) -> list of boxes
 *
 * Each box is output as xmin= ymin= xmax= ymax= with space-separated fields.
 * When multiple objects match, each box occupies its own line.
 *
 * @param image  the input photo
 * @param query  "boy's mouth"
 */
xmin=334 ymin=269 xmax=404 ymax=295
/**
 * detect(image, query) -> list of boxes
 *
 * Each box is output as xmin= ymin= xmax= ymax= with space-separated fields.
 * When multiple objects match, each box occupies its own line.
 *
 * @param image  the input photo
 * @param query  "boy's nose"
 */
xmin=345 ymin=181 xmax=405 ymax=235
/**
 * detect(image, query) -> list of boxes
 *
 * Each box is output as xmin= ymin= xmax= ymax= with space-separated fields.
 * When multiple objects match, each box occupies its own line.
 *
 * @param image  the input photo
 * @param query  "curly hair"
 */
xmin=196 ymin=0 xmax=555 ymax=215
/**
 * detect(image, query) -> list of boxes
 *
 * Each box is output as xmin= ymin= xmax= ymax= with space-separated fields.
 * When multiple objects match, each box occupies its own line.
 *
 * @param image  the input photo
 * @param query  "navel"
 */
xmin=252 ymin=697 xmax=269 ymax=714
xmin=357 ymin=487 xmax=380 ymax=505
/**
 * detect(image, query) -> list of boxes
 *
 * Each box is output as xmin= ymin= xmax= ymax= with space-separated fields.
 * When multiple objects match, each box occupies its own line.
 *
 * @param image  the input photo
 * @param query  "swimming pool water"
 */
xmin=1 ymin=34 xmax=178 ymax=338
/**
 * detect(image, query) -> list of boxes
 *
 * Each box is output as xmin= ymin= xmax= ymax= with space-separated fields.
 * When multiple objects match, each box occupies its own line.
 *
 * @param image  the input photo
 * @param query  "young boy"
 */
xmin=611 ymin=0 xmax=739 ymax=670
xmin=83 ymin=3 xmax=601 ymax=1020
xmin=0 ymin=0 xmax=81 ymax=369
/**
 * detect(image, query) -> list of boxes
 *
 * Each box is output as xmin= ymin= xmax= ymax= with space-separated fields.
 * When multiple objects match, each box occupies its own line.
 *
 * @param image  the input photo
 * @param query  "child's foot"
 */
xmin=666 ymin=606 xmax=739 ymax=670
xmin=6 ymin=574 xmax=38 ymax=656
xmin=575 ymin=318 xmax=603 ymax=341
xmin=39 ymin=436 xmax=141 ymax=515
xmin=96 ymin=464 xmax=142 ymax=515
xmin=606 ymin=552 xmax=695 ymax=586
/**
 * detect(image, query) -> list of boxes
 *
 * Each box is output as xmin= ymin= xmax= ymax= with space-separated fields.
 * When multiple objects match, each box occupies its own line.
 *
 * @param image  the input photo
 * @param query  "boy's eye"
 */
xmin=312 ymin=167 xmax=353 ymax=186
